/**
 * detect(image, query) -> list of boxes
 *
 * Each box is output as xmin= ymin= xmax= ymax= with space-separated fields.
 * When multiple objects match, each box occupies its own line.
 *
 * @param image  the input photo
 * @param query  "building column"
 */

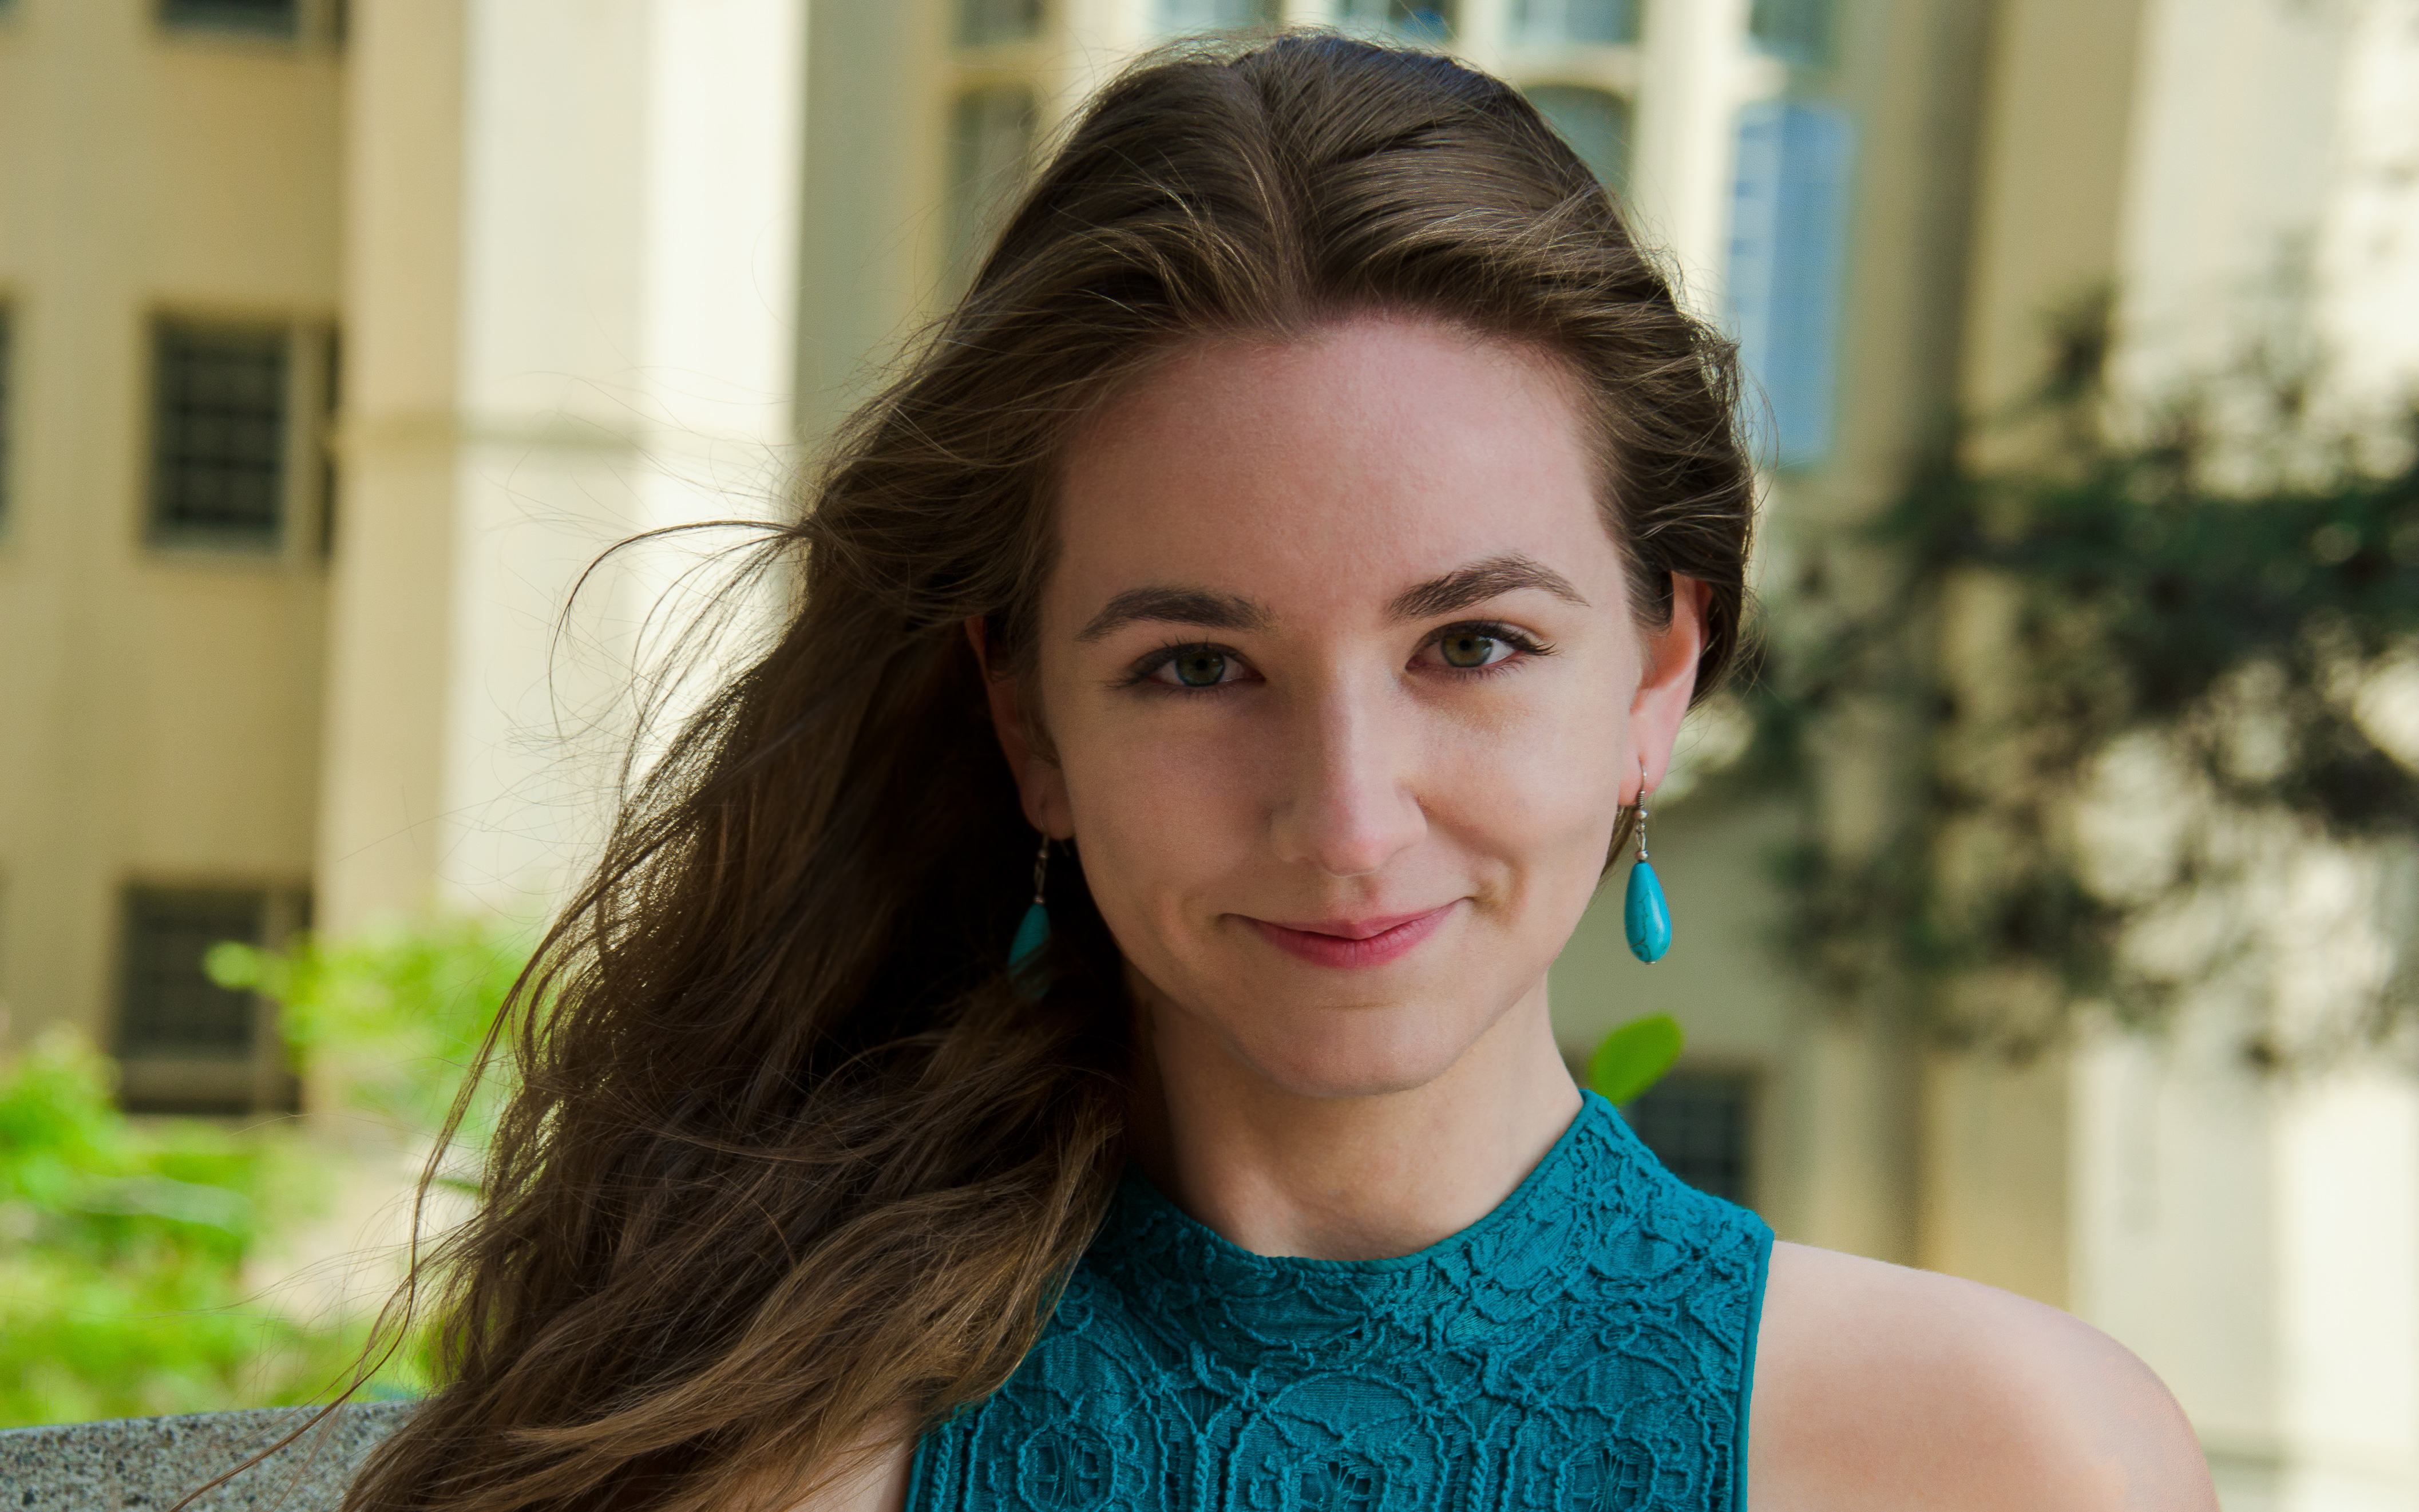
xmin=324 ymin=0 xmax=806 ymax=936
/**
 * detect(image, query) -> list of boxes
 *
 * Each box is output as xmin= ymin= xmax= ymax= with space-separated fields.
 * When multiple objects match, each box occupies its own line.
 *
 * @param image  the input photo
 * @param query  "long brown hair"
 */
xmin=346 ymin=31 xmax=1753 ymax=1512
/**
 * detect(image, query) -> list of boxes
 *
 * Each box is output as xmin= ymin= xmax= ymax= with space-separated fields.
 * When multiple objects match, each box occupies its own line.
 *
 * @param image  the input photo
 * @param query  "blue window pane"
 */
xmin=1727 ymin=98 xmax=1853 ymax=468
xmin=1340 ymin=0 xmax=1456 ymax=42
xmin=1526 ymin=85 xmax=1632 ymax=192
xmin=1510 ymin=0 xmax=1640 ymax=46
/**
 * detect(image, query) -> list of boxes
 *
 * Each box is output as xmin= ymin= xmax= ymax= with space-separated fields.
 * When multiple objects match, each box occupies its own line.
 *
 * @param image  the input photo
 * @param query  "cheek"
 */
xmin=1429 ymin=645 xmax=1635 ymax=831
xmin=1054 ymin=707 xmax=1262 ymax=915
xmin=1442 ymin=692 xmax=1629 ymax=900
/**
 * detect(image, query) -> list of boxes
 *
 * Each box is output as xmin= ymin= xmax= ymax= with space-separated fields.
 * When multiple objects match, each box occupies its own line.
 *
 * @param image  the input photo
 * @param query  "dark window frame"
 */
xmin=155 ymin=0 xmax=346 ymax=51
xmin=145 ymin=316 xmax=338 ymax=560
xmin=1622 ymin=1067 xmax=1759 ymax=1208
xmin=149 ymin=319 xmax=290 ymax=552
xmin=159 ymin=0 xmax=302 ymax=38
xmin=117 ymin=886 xmax=265 ymax=1060
xmin=0 ymin=303 xmax=13 ymax=534
xmin=115 ymin=882 xmax=307 ymax=1116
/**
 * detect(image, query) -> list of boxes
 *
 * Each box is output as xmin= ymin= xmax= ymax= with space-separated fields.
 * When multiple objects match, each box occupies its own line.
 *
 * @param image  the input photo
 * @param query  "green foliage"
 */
xmin=0 ymin=1031 xmax=407 ymax=1427
xmin=1586 ymin=1014 xmax=1685 ymax=1104
xmin=208 ymin=915 xmax=529 ymax=1151
xmin=1754 ymin=301 xmax=2419 ymax=1059
xmin=5 ymin=917 xmax=529 ymax=1428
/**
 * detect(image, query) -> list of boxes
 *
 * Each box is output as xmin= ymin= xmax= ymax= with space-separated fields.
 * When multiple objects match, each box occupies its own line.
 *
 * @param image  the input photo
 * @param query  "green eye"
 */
xmin=1171 ymin=650 xmax=1229 ymax=687
xmin=1439 ymin=632 xmax=1500 ymax=669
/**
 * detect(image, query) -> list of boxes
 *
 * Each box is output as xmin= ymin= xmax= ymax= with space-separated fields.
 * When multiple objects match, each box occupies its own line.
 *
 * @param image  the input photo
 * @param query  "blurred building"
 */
xmin=1 ymin=1 xmax=2416 ymax=1506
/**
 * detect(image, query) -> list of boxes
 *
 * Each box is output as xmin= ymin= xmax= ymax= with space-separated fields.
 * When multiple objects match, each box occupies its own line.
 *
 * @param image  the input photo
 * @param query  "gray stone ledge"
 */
xmin=0 ymin=1403 xmax=415 ymax=1511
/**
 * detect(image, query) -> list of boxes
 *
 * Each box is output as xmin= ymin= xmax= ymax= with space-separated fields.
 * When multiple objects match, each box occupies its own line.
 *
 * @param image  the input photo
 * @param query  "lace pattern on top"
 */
xmin=908 ymin=1091 xmax=1773 ymax=1512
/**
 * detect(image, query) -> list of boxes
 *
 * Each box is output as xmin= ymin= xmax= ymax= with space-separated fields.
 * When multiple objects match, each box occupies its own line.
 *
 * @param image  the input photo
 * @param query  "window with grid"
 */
xmin=1749 ymin=0 xmax=1832 ymax=68
xmin=957 ymin=0 xmax=1042 ymax=46
xmin=160 ymin=0 xmax=299 ymax=35
xmin=1622 ymin=1071 xmax=1753 ymax=1205
xmin=1157 ymin=0 xmax=1277 ymax=33
xmin=118 ymin=888 xmax=265 ymax=1061
xmin=1340 ymin=0 xmax=1456 ymax=42
xmin=151 ymin=321 xmax=289 ymax=549
xmin=1511 ymin=0 xmax=1639 ymax=46
xmin=1526 ymin=85 xmax=1633 ymax=193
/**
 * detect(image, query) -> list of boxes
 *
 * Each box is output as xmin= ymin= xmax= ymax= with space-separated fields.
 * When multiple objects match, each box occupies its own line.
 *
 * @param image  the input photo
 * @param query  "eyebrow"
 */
xmin=1077 ymin=586 xmax=1273 ymax=642
xmin=1075 ymin=554 xmax=1587 ymax=642
xmin=1387 ymin=554 xmax=1589 ymax=619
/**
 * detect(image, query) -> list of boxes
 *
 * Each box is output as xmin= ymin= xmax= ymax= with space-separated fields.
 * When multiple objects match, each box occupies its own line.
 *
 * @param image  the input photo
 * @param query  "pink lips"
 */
xmin=1246 ymin=903 xmax=1458 ymax=968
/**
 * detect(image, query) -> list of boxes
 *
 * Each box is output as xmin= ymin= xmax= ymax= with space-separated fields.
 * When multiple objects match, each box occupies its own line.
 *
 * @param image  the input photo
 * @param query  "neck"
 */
xmin=1125 ymin=977 xmax=1583 ymax=1261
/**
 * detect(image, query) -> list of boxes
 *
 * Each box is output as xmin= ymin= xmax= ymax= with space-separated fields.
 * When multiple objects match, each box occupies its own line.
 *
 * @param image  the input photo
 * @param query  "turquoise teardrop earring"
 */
xmin=1009 ymin=832 xmax=1052 ymax=985
xmin=1624 ymin=763 xmax=1673 ymax=964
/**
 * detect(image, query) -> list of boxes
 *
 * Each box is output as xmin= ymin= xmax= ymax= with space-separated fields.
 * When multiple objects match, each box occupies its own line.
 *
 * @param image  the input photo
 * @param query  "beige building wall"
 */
xmin=320 ymin=0 xmax=464 ymax=943
xmin=0 ymin=2 xmax=342 ymax=1099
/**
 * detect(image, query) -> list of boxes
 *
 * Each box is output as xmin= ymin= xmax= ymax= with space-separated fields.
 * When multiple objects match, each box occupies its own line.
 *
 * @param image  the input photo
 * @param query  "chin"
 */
xmin=1221 ymin=998 xmax=1491 ymax=1100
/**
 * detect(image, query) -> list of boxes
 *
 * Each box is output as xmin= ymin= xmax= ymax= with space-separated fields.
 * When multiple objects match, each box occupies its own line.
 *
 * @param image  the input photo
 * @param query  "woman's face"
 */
xmin=989 ymin=312 xmax=1706 ymax=1099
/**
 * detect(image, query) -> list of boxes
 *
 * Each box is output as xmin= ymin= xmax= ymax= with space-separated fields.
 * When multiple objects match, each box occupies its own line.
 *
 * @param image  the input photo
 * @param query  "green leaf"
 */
xmin=201 ymin=941 xmax=265 ymax=992
xmin=1586 ymin=1014 xmax=1684 ymax=1104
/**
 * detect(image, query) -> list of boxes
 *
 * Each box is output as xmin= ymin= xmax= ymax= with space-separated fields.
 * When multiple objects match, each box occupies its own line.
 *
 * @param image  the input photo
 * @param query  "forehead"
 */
xmin=1051 ymin=315 xmax=1617 ymax=612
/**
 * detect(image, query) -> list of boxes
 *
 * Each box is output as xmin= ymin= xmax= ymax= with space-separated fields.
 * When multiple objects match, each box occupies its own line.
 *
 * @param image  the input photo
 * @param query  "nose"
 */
xmin=1265 ymin=675 xmax=1428 ymax=878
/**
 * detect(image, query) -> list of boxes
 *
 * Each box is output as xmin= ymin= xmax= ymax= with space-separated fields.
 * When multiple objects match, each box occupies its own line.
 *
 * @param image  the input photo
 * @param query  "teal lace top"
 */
xmin=907 ymin=1091 xmax=1773 ymax=1511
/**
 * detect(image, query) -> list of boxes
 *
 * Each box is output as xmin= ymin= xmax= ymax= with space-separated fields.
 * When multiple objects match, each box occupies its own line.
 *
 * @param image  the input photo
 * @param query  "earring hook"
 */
xmin=1635 ymin=758 xmax=1651 ymax=863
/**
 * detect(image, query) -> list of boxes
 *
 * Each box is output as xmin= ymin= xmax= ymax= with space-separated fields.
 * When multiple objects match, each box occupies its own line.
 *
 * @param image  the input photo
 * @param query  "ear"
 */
xmin=966 ymin=616 xmax=1075 ymax=839
xmin=1628 ymin=575 xmax=1712 ymax=799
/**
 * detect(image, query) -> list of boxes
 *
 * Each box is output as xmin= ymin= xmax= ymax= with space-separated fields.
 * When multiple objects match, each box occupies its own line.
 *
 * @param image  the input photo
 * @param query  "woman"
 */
xmin=349 ymin=33 xmax=2214 ymax=1512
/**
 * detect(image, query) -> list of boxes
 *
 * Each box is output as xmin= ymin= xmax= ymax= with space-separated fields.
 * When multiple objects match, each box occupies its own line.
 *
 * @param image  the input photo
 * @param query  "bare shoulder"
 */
xmin=1748 ymin=1241 xmax=2216 ymax=1512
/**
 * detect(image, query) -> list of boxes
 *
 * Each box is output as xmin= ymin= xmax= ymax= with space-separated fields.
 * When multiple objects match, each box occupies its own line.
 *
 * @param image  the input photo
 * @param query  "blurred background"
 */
xmin=2 ymin=0 xmax=2417 ymax=1506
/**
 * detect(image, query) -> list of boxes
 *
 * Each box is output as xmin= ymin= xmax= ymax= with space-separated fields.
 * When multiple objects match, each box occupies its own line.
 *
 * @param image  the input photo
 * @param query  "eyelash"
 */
xmin=1120 ymin=621 xmax=1555 ymax=692
xmin=1431 ymin=620 xmax=1554 ymax=675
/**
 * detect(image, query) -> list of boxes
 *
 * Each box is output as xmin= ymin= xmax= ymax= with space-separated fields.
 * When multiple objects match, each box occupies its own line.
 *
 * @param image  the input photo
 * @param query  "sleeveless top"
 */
xmin=906 ymin=1091 xmax=1774 ymax=1512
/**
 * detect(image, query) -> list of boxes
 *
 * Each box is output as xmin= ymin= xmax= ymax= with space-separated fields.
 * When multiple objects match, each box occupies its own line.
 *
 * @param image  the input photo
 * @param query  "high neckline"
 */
xmin=1104 ymin=1090 xmax=1613 ymax=1276
xmin=910 ymin=1083 xmax=1776 ymax=1512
